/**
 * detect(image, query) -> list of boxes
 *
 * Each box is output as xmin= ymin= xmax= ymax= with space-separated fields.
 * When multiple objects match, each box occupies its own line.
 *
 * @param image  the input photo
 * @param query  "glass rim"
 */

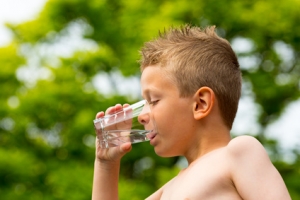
xmin=93 ymin=99 xmax=147 ymax=124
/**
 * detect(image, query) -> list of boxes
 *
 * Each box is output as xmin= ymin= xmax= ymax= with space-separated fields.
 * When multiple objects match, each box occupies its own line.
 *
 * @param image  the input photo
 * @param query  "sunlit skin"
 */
xmin=141 ymin=65 xmax=290 ymax=200
xmin=140 ymin=66 xmax=231 ymax=162
xmin=92 ymin=65 xmax=291 ymax=200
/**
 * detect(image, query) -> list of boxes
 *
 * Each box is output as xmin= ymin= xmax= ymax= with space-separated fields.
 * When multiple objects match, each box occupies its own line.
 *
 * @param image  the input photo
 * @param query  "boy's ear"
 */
xmin=193 ymin=87 xmax=215 ymax=120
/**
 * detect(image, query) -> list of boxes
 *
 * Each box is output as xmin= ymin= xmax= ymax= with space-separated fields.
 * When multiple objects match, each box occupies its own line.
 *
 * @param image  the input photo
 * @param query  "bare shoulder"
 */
xmin=226 ymin=135 xmax=274 ymax=180
xmin=228 ymin=135 xmax=264 ymax=152
xmin=227 ymin=135 xmax=268 ymax=158
xmin=226 ymin=135 xmax=291 ymax=200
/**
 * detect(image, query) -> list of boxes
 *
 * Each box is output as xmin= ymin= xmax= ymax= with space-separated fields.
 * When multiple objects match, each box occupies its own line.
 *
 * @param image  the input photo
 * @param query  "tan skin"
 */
xmin=92 ymin=65 xmax=291 ymax=200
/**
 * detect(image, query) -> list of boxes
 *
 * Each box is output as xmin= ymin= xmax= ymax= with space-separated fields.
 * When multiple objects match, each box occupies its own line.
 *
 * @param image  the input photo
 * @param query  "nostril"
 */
xmin=138 ymin=114 xmax=149 ymax=125
xmin=138 ymin=115 xmax=143 ymax=125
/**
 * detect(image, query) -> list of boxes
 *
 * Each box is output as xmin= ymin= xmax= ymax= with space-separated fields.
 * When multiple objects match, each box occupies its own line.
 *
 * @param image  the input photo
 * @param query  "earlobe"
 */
xmin=193 ymin=87 xmax=215 ymax=120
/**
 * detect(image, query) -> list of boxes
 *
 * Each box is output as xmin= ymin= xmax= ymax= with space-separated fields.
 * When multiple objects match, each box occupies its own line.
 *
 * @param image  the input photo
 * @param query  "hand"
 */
xmin=102 ymin=103 xmax=133 ymax=133
xmin=95 ymin=104 xmax=132 ymax=163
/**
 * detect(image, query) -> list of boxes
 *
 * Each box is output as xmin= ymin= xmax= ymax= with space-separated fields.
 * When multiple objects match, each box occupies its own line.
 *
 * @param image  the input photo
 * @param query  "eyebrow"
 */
xmin=141 ymin=89 xmax=150 ymax=99
xmin=141 ymin=87 xmax=160 ymax=98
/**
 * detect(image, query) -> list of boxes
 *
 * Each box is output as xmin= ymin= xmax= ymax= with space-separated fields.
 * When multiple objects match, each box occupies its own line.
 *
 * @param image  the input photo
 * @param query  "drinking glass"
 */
xmin=94 ymin=100 xmax=156 ymax=148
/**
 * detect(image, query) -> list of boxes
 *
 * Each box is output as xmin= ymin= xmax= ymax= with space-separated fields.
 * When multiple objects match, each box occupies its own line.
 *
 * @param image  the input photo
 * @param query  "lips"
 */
xmin=146 ymin=131 xmax=157 ymax=140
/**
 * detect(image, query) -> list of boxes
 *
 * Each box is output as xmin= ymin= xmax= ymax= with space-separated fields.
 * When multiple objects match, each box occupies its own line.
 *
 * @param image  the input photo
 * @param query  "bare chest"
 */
xmin=160 ymin=158 xmax=242 ymax=200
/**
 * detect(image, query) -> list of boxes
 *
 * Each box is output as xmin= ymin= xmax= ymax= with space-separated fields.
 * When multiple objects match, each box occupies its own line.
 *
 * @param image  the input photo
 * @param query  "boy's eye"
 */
xmin=149 ymin=100 xmax=159 ymax=105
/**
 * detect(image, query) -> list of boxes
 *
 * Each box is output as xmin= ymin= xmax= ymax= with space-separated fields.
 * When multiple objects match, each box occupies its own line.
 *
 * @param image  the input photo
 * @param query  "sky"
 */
xmin=0 ymin=0 xmax=299 ymax=162
xmin=0 ymin=0 xmax=47 ymax=46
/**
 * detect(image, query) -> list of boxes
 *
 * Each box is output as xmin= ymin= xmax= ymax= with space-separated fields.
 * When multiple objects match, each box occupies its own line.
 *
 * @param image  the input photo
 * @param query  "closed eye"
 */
xmin=149 ymin=100 xmax=159 ymax=105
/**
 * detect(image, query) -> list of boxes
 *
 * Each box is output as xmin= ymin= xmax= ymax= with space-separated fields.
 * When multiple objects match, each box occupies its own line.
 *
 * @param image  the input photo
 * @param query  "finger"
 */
xmin=123 ymin=104 xmax=133 ymax=126
xmin=114 ymin=104 xmax=123 ymax=113
xmin=123 ymin=103 xmax=131 ymax=115
xmin=114 ymin=104 xmax=126 ymax=126
xmin=119 ymin=142 xmax=132 ymax=154
xmin=105 ymin=106 xmax=115 ymax=115
xmin=95 ymin=111 xmax=104 ymax=119
xmin=105 ymin=104 xmax=123 ymax=115
xmin=123 ymin=103 xmax=130 ymax=108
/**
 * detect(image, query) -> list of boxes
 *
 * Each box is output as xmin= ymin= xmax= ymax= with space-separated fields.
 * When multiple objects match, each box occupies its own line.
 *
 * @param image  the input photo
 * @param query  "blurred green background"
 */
xmin=1 ymin=0 xmax=300 ymax=199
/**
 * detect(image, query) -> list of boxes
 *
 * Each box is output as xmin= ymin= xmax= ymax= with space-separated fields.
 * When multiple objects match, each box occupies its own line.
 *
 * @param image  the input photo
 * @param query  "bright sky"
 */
xmin=0 ymin=0 xmax=299 ymax=162
xmin=0 ymin=0 xmax=47 ymax=46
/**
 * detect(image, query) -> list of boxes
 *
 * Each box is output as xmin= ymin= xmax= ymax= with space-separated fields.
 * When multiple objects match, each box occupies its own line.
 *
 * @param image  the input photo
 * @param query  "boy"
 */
xmin=92 ymin=25 xmax=291 ymax=199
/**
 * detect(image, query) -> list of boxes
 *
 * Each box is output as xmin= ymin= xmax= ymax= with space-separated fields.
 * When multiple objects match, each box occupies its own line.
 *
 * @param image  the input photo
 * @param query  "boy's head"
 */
xmin=139 ymin=25 xmax=241 ymax=129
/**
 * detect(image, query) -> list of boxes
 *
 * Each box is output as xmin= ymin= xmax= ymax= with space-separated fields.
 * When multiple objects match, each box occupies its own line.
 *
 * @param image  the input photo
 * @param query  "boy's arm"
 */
xmin=228 ymin=136 xmax=291 ymax=200
xmin=92 ymin=105 xmax=132 ymax=200
xmin=92 ymin=159 xmax=120 ymax=200
xmin=92 ymin=141 xmax=131 ymax=200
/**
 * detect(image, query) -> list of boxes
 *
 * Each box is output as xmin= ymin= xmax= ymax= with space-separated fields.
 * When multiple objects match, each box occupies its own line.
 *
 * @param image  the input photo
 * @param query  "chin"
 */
xmin=154 ymin=147 xmax=179 ymax=158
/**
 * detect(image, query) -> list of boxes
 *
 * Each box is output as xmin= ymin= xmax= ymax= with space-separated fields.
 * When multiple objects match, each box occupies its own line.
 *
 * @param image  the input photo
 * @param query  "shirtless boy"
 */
xmin=92 ymin=25 xmax=291 ymax=200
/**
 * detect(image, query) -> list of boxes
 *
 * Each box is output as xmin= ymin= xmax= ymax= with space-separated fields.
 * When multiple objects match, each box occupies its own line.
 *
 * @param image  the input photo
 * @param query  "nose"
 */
xmin=138 ymin=102 xmax=151 ymax=125
xmin=138 ymin=113 xmax=150 ymax=125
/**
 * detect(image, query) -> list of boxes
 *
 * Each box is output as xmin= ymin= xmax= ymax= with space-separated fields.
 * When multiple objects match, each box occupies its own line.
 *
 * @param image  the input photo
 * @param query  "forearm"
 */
xmin=92 ymin=160 xmax=120 ymax=200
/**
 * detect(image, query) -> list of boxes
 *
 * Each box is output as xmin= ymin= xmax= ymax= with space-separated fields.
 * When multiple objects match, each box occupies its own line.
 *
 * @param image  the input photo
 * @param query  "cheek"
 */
xmin=152 ymin=106 xmax=170 ymax=131
xmin=152 ymin=98 xmax=192 ymax=132
xmin=163 ymin=104 xmax=192 ymax=132
xmin=154 ymin=107 xmax=182 ymax=133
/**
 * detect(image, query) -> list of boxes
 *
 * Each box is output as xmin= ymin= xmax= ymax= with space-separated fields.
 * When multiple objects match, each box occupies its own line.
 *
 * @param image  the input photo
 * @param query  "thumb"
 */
xmin=119 ymin=142 xmax=132 ymax=156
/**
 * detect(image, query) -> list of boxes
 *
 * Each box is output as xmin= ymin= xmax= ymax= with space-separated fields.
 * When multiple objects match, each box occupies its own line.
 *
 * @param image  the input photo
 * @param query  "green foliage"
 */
xmin=1 ymin=0 xmax=300 ymax=199
xmin=274 ymin=156 xmax=300 ymax=200
xmin=119 ymin=178 xmax=152 ymax=200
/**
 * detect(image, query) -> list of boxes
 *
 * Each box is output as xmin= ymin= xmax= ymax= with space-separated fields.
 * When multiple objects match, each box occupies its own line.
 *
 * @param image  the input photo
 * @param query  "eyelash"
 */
xmin=149 ymin=100 xmax=159 ymax=105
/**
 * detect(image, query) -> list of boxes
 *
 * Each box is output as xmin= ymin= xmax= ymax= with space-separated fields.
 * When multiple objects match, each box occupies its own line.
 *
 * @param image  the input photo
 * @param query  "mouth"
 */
xmin=146 ymin=131 xmax=157 ymax=140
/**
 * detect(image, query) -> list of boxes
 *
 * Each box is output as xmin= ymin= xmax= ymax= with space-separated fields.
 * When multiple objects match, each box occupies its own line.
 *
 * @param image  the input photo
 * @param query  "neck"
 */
xmin=184 ymin=126 xmax=231 ymax=165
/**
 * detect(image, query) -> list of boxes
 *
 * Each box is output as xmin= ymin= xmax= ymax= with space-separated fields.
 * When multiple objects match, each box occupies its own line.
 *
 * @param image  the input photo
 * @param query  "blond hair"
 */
xmin=139 ymin=25 xmax=241 ymax=129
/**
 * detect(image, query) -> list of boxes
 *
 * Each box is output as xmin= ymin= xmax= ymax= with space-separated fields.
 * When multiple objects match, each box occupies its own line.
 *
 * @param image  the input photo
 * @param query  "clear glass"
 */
xmin=93 ymin=100 xmax=156 ymax=148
